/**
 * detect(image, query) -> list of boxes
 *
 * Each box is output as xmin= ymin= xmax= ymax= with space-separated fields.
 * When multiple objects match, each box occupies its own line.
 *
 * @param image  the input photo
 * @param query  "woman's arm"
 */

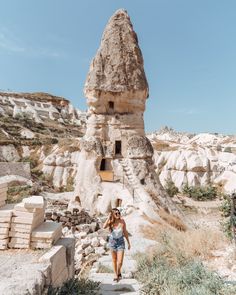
xmin=103 ymin=212 xmax=112 ymax=229
xmin=122 ymin=219 xmax=131 ymax=250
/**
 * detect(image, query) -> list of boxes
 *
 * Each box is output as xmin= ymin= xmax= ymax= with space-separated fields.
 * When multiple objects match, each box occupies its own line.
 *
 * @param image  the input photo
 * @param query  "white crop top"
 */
xmin=111 ymin=225 xmax=123 ymax=239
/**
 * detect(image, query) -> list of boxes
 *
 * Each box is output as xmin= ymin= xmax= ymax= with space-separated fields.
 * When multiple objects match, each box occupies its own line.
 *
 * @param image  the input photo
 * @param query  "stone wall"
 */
xmin=0 ymin=162 xmax=31 ymax=179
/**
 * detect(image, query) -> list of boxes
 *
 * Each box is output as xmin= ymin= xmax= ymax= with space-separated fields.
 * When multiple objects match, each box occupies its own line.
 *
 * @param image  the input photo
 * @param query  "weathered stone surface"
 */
xmin=84 ymin=9 xmax=148 ymax=99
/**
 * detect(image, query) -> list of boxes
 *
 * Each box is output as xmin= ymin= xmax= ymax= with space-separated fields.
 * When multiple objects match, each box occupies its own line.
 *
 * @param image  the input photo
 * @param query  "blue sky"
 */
xmin=0 ymin=0 xmax=235 ymax=134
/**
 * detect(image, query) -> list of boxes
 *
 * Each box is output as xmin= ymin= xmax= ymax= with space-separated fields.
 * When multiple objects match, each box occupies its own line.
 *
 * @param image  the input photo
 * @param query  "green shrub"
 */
xmin=164 ymin=179 xmax=179 ymax=198
xmin=7 ymin=185 xmax=33 ymax=203
xmin=47 ymin=278 xmax=100 ymax=295
xmin=220 ymin=196 xmax=231 ymax=217
xmin=135 ymin=232 xmax=236 ymax=295
xmin=182 ymin=184 xmax=217 ymax=201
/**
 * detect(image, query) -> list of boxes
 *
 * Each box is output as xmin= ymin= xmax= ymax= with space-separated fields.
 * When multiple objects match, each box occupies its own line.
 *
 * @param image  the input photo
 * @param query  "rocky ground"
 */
xmin=0 ymin=250 xmax=47 ymax=295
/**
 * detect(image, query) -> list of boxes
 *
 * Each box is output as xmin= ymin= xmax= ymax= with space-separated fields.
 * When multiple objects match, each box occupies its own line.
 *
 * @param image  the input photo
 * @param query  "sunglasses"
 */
xmin=114 ymin=211 xmax=120 ymax=216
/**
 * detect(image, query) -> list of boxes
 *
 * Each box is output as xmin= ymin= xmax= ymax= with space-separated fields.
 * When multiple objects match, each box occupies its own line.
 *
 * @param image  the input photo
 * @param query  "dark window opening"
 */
xmin=115 ymin=141 xmax=122 ymax=155
xmin=140 ymin=179 xmax=145 ymax=185
xmin=108 ymin=101 xmax=114 ymax=109
xmin=100 ymin=159 xmax=106 ymax=171
xmin=116 ymin=198 xmax=122 ymax=207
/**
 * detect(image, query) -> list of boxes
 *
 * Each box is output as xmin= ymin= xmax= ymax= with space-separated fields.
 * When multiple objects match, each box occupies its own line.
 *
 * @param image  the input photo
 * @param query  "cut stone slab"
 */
xmin=0 ymin=204 xmax=14 ymax=217
xmin=9 ymin=231 xmax=31 ymax=239
xmin=0 ymin=227 xmax=9 ymax=235
xmin=53 ymin=267 xmax=69 ymax=288
xmin=8 ymin=243 xmax=29 ymax=249
xmin=0 ymin=222 xmax=11 ymax=229
xmin=13 ymin=209 xmax=43 ymax=218
xmin=10 ymin=223 xmax=32 ymax=232
xmin=39 ymin=245 xmax=67 ymax=284
xmin=30 ymin=241 xmax=53 ymax=249
xmin=0 ymin=216 xmax=12 ymax=223
xmin=11 ymin=212 xmax=44 ymax=225
xmin=89 ymin=273 xmax=140 ymax=294
xmin=0 ymin=233 xmax=8 ymax=239
xmin=23 ymin=195 xmax=45 ymax=209
xmin=10 ymin=237 xmax=30 ymax=245
xmin=31 ymin=221 xmax=62 ymax=239
xmin=14 ymin=202 xmax=38 ymax=213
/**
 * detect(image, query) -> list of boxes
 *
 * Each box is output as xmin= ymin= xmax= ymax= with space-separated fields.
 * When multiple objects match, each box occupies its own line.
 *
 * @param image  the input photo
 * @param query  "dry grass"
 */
xmin=141 ymin=222 xmax=226 ymax=261
xmin=159 ymin=209 xmax=187 ymax=231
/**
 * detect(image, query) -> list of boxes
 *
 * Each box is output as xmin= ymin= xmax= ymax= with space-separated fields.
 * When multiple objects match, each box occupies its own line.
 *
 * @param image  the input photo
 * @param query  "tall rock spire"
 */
xmin=84 ymin=9 xmax=149 ymax=99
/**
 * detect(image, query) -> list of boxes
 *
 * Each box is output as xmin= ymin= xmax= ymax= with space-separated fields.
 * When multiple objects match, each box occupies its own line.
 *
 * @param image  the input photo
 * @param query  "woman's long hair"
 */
xmin=108 ymin=208 xmax=120 ymax=232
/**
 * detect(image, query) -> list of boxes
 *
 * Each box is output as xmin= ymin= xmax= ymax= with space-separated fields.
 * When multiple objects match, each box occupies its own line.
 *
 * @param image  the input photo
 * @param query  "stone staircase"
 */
xmin=119 ymin=159 xmax=143 ymax=203
xmin=89 ymin=252 xmax=141 ymax=295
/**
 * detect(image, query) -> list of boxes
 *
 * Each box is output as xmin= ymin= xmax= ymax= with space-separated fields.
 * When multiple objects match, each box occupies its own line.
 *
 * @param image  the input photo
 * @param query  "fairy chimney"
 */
xmin=74 ymin=9 xmax=182 ymax=221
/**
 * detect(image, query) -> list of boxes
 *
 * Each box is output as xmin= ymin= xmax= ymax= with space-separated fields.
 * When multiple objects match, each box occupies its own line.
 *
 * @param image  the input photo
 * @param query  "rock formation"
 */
xmin=149 ymin=129 xmax=236 ymax=193
xmin=0 ymin=91 xmax=86 ymax=126
xmin=74 ymin=9 xmax=180 ymax=221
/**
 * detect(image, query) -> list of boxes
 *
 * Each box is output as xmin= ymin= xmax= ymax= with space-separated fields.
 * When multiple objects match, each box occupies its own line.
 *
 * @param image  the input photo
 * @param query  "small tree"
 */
xmin=165 ymin=179 xmax=179 ymax=198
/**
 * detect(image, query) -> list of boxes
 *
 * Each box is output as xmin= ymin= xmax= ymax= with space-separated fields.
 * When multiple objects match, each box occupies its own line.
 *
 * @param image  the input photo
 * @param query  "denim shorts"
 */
xmin=108 ymin=236 xmax=125 ymax=252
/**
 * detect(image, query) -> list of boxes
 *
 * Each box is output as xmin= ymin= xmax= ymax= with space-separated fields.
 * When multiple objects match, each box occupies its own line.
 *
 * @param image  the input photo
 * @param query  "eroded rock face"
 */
xmin=127 ymin=135 xmax=153 ymax=159
xmin=84 ymin=9 xmax=148 ymax=99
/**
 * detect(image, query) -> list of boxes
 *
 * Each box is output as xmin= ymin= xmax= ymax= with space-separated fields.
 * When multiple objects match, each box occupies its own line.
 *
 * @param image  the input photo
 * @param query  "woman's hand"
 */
xmin=128 ymin=242 xmax=131 ymax=250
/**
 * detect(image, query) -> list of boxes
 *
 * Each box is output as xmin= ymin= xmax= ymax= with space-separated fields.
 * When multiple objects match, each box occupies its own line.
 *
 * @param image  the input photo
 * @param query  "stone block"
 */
xmin=9 ymin=231 xmax=31 ymax=239
xmin=31 ymin=221 xmax=62 ymax=240
xmin=23 ymin=195 xmax=45 ymax=209
xmin=13 ymin=209 xmax=43 ymax=218
xmin=0 ymin=238 xmax=8 ymax=250
xmin=0 ymin=216 xmax=11 ymax=223
xmin=8 ymin=242 xmax=29 ymax=249
xmin=11 ymin=212 xmax=44 ymax=226
xmin=0 ymin=233 xmax=8 ymax=239
xmin=14 ymin=202 xmax=37 ymax=213
xmin=10 ymin=237 xmax=30 ymax=245
xmin=56 ymin=237 xmax=75 ymax=279
xmin=0 ymin=227 xmax=9 ymax=235
xmin=0 ymin=204 xmax=14 ymax=217
xmin=0 ymin=222 xmax=11 ymax=229
xmin=39 ymin=245 xmax=67 ymax=284
xmin=31 ymin=241 xmax=52 ymax=249
xmin=53 ymin=267 xmax=69 ymax=287
xmin=10 ymin=223 xmax=32 ymax=231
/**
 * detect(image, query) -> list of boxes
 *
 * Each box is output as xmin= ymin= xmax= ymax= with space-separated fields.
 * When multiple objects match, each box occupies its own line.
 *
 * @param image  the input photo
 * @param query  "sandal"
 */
xmin=113 ymin=277 xmax=119 ymax=282
xmin=118 ymin=273 xmax=122 ymax=279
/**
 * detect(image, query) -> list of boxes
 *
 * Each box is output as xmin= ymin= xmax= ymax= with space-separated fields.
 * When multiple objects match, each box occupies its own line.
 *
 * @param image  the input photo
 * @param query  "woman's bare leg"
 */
xmin=117 ymin=250 xmax=124 ymax=277
xmin=111 ymin=250 xmax=118 ymax=278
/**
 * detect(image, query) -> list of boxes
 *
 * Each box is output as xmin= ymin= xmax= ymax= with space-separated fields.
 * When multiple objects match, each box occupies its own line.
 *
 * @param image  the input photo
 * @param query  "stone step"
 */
xmin=89 ymin=273 xmax=140 ymax=295
xmin=96 ymin=255 xmax=137 ymax=274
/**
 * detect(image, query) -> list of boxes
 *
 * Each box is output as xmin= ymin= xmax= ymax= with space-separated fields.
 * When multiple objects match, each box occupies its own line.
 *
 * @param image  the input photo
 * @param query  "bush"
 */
xmin=219 ymin=194 xmax=236 ymax=239
xmin=220 ymin=196 xmax=231 ymax=217
xmin=47 ymin=278 xmax=100 ymax=295
xmin=135 ymin=230 xmax=236 ymax=295
xmin=164 ymin=179 xmax=179 ymax=198
xmin=182 ymin=184 xmax=217 ymax=201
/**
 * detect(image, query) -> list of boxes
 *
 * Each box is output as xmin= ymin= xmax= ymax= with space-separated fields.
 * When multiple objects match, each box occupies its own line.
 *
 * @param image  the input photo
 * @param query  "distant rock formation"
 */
xmin=148 ymin=128 xmax=236 ymax=193
xmin=0 ymin=91 xmax=86 ymax=126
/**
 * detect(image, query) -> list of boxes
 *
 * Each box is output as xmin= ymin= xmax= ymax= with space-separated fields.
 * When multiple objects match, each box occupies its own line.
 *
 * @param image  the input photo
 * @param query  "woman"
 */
xmin=103 ymin=208 xmax=131 ymax=282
